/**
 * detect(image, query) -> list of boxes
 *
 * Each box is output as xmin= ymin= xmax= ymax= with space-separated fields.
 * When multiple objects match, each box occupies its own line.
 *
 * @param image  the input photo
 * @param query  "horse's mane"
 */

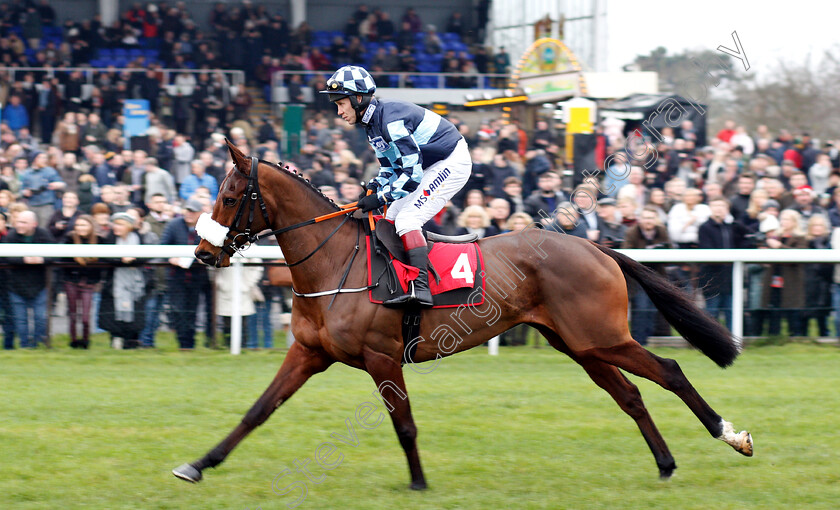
xmin=262 ymin=159 xmax=343 ymax=213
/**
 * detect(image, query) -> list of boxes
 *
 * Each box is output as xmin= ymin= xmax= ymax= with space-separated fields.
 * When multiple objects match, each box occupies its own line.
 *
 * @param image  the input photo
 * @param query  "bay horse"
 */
xmin=173 ymin=140 xmax=752 ymax=488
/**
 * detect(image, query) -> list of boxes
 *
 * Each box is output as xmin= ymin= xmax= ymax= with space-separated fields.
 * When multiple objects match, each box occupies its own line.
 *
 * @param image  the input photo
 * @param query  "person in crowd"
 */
xmin=214 ymin=257 xmax=263 ymax=349
xmin=171 ymin=134 xmax=195 ymax=187
xmin=144 ymin=157 xmax=177 ymax=204
xmin=787 ymin=185 xmax=828 ymax=231
xmin=179 ymin=159 xmax=219 ymax=201
xmin=622 ymin=206 xmax=671 ymax=345
xmin=728 ymin=173 xmax=756 ymax=223
xmin=487 ymin=198 xmax=510 ymax=233
xmin=2 ymin=210 xmax=55 ymax=348
xmin=645 ymin=187 xmax=669 ymax=223
xmin=454 ymin=205 xmax=499 ymax=238
xmin=667 ymin=187 xmax=710 ymax=249
xmin=159 ymin=198 xmax=211 ymax=350
xmin=47 ymin=190 xmax=81 ymax=240
xmin=504 ymin=211 xmax=534 ymax=233
xmin=760 ymin=209 xmax=807 ymax=337
xmin=62 ymin=215 xmax=103 ymax=349
xmin=524 ymin=170 xmax=566 ymax=223
xmin=20 ymin=151 xmax=65 ymax=228
xmin=594 ymin=197 xmax=626 ymax=248
xmin=123 ymin=150 xmax=148 ymax=205
xmin=0 ymin=211 xmax=15 ymax=349
xmin=545 ymin=201 xmax=587 ymax=238
xmin=99 ymin=212 xmax=146 ymax=349
xmin=500 ymin=176 xmax=525 ymax=214
xmin=616 ymin=197 xmax=638 ymax=228
xmin=697 ymin=197 xmax=751 ymax=329
xmin=808 ymin=153 xmax=832 ymax=196
xmin=804 ymin=215 xmax=833 ymax=337
xmin=56 ymin=112 xmax=81 ymax=154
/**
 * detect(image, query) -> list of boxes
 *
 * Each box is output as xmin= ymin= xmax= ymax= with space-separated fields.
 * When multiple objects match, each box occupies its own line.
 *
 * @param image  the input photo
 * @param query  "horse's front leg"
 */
xmin=363 ymin=347 xmax=427 ymax=490
xmin=173 ymin=341 xmax=333 ymax=483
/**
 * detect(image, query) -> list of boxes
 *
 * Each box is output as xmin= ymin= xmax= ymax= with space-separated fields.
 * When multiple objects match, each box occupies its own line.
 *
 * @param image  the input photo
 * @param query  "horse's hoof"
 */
xmin=658 ymin=463 xmax=676 ymax=480
xmin=735 ymin=431 xmax=753 ymax=457
xmin=409 ymin=480 xmax=427 ymax=490
xmin=173 ymin=463 xmax=203 ymax=483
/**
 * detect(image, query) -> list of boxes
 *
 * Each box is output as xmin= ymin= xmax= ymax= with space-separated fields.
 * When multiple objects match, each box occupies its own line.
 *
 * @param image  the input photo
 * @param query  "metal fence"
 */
xmin=3 ymin=244 xmax=839 ymax=352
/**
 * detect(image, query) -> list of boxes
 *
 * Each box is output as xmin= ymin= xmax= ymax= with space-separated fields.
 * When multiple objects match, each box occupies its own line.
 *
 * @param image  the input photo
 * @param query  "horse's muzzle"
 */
xmin=195 ymin=249 xmax=217 ymax=266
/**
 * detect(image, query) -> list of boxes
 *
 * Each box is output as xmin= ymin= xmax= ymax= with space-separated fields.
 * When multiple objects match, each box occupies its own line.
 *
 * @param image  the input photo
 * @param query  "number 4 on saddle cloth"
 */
xmin=367 ymin=219 xmax=486 ymax=309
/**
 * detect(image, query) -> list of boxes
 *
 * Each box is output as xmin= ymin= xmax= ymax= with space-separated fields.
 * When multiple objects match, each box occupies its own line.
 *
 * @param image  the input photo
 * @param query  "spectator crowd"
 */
xmin=1 ymin=3 xmax=838 ymax=349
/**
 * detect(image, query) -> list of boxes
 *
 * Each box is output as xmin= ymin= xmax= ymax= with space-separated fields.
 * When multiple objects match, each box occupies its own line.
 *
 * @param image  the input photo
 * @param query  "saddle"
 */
xmin=366 ymin=218 xmax=486 ymax=365
xmin=367 ymin=219 xmax=485 ymax=309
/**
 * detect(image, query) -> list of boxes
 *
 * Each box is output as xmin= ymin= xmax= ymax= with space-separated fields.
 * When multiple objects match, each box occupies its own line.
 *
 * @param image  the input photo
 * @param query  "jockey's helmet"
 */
xmin=320 ymin=65 xmax=376 ymax=122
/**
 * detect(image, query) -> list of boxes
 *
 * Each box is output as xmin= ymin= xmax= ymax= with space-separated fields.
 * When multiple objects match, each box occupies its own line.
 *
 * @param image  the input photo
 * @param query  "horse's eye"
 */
xmin=223 ymin=198 xmax=237 ymax=207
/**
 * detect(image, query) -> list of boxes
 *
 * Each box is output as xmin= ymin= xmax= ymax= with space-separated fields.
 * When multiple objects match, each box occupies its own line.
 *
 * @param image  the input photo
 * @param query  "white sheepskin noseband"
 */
xmin=195 ymin=213 xmax=230 ymax=247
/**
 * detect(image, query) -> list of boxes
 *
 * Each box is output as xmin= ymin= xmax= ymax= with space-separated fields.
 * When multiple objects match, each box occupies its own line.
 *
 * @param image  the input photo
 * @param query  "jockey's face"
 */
xmin=335 ymin=96 xmax=359 ymax=125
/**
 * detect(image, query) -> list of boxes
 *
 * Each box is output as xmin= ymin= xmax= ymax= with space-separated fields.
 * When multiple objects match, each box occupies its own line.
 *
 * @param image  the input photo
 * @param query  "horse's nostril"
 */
xmin=196 ymin=251 xmax=215 ymax=264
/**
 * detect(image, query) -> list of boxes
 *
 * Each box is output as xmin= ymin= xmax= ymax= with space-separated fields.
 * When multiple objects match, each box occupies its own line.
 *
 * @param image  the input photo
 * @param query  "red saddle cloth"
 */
xmin=391 ymin=242 xmax=481 ymax=295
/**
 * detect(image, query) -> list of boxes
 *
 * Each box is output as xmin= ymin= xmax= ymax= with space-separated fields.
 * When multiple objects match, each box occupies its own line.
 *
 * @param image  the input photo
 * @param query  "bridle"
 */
xmin=212 ymin=156 xmax=361 ymax=267
xmin=219 ymin=156 xmax=273 ymax=257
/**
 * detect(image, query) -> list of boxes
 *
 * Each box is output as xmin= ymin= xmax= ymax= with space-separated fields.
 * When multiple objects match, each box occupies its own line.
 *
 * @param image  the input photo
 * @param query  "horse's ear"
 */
xmin=226 ymin=138 xmax=249 ymax=175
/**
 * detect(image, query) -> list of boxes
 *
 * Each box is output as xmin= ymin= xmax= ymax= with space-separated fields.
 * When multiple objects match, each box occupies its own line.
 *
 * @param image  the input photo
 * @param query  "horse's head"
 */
xmin=195 ymin=139 xmax=273 ymax=267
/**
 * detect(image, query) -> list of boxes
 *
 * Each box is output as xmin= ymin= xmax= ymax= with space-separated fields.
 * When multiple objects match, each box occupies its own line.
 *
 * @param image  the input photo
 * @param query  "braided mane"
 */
xmin=262 ymin=159 xmax=342 ymax=212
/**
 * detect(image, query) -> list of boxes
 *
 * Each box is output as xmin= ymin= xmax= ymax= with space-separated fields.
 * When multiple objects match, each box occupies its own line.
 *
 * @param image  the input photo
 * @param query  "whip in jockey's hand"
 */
xmin=321 ymin=65 xmax=472 ymax=307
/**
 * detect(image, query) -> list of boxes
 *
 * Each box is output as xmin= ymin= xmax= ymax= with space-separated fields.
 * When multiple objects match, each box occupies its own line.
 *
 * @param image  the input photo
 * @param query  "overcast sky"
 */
xmin=606 ymin=0 xmax=834 ymax=77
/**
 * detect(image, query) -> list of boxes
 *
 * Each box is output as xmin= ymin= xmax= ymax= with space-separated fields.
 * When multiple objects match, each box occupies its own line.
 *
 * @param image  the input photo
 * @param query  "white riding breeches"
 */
xmin=385 ymin=138 xmax=471 ymax=236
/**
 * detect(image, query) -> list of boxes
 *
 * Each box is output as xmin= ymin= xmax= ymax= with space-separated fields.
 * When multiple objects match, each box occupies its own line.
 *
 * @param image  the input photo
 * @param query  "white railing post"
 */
xmin=230 ymin=257 xmax=243 ymax=355
xmin=732 ymin=261 xmax=744 ymax=340
xmin=488 ymin=336 xmax=499 ymax=355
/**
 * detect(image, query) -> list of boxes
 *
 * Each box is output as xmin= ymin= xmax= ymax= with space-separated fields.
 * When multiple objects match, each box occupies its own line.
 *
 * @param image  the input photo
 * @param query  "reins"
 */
xmin=215 ymin=156 xmax=377 ymax=301
xmin=220 ymin=156 xmax=363 ymax=267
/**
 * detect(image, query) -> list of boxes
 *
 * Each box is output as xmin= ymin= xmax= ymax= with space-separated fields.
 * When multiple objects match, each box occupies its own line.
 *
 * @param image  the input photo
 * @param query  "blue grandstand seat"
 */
xmin=113 ymin=48 xmax=128 ymax=58
xmin=43 ymin=26 xmax=62 ymax=38
xmin=98 ymin=48 xmax=112 ymax=58
xmin=142 ymin=49 xmax=159 ymax=58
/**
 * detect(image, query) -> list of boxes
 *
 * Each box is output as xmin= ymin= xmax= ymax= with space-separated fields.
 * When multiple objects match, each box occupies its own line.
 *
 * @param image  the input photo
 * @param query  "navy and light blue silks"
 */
xmin=364 ymin=98 xmax=462 ymax=204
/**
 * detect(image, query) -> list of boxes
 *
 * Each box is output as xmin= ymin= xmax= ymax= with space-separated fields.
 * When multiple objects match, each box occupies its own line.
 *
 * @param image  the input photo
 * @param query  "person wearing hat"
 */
xmin=758 ymin=199 xmax=781 ymax=234
xmin=99 ymin=212 xmax=146 ymax=349
xmin=594 ymin=197 xmax=626 ymax=248
xmin=19 ymin=151 xmax=65 ymax=229
xmin=789 ymin=184 xmax=829 ymax=231
xmin=321 ymin=65 xmax=472 ymax=307
xmin=159 ymin=197 xmax=212 ymax=349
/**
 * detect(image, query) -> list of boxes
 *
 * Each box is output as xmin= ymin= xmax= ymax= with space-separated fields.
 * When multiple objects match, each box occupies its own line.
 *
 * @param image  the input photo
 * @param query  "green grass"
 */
xmin=1 ymin=339 xmax=839 ymax=509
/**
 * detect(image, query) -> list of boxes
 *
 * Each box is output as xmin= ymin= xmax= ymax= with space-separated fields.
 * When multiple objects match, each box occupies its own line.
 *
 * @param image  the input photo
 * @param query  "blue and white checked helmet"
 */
xmin=322 ymin=65 xmax=377 ymax=101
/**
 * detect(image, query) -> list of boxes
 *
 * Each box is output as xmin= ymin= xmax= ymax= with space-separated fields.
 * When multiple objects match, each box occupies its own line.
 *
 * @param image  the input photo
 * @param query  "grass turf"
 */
xmin=1 ymin=337 xmax=839 ymax=509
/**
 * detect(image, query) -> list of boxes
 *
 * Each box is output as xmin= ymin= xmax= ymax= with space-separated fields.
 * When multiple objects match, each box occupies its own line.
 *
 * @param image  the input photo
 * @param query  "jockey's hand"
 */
xmin=357 ymin=193 xmax=382 ymax=213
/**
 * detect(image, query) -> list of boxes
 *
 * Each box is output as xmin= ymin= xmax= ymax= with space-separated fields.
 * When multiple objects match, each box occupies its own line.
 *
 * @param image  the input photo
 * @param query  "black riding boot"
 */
xmin=384 ymin=246 xmax=434 ymax=308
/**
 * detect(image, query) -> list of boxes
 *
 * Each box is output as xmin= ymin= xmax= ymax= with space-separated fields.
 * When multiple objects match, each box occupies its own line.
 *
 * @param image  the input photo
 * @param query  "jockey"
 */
xmin=321 ymin=65 xmax=472 ymax=307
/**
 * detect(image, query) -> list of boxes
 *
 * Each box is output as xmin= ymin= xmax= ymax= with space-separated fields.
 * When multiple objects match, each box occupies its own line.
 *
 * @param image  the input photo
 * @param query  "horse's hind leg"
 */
xmin=173 ymin=342 xmax=333 ymax=483
xmin=581 ymin=360 xmax=678 ymax=478
xmin=588 ymin=341 xmax=753 ymax=457
xmin=538 ymin=327 xmax=676 ymax=478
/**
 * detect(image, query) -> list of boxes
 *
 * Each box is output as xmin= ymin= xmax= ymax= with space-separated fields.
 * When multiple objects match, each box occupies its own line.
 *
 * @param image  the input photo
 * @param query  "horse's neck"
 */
xmin=269 ymin=174 xmax=357 ymax=290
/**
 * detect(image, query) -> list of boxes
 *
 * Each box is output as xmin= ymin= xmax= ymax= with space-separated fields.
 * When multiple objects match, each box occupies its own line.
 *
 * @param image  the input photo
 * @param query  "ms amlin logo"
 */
xmin=416 ymin=167 xmax=451 ymax=206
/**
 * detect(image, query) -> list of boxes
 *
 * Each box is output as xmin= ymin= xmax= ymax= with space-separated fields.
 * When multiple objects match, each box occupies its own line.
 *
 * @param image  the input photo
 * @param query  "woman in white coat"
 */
xmin=214 ymin=258 xmax=264 ymax=348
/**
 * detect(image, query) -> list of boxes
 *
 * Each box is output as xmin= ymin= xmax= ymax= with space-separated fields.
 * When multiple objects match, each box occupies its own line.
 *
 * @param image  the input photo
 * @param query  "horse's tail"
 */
xmin=591 ymin=242 xmax=740 ymax=368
